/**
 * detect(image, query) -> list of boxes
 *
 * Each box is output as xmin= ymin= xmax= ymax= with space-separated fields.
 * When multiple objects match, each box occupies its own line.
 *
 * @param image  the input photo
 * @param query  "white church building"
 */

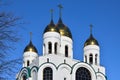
xmin=16 ymin=6 xmax=107 ymax=80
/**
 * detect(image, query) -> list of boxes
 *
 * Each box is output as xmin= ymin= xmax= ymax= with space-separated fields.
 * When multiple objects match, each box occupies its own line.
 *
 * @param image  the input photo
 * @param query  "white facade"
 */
xmin=16 ymin=17 xmax=106 ymax=80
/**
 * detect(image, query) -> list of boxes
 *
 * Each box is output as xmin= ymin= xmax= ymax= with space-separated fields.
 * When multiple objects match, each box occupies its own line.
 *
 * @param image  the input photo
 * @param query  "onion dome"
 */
xmin=84 ymin=34 xmax=99 ymax=47
xmin=56 ymin=18 xmax=72 ymax=39
xmin=24 ymin=41 xmax=38 ymax=53
xmin=44 ymin=19 xmax=59 ymax=33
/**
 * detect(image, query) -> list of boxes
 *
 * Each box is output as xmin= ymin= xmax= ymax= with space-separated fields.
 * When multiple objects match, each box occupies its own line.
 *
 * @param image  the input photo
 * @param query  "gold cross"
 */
xmin=90 ymin=24 xmax=93 ymax=34
xmin=30 ymin=32 xmax=32 ymax=41
xmin=50 ymin=9 xmax=54 ymax=20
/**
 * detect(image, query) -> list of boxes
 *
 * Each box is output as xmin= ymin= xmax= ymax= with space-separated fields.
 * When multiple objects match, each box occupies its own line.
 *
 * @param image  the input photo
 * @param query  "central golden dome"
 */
xmin=84 ymin=34 xmax=99 ymax=47
xmin=44 ymin=19 xmax=59 ymax=33
xmin=43 ymin=18 xmax=72 ymax=39
xmin=56 ymin=18 xmax=72 ymax=39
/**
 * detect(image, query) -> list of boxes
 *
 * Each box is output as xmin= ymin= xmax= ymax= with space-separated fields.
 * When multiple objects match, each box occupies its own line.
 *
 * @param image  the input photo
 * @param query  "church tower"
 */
xmin=43 ymin=5 xmax=73 ymax=58
xmin=43 ymin=9 xmax=61 ymax=56
xmin=84 ymin=25 xmax=100 ymax=65
xmin=23 ymin=33 xmax=38 ymax=67
xmin=56 ymin=5 xmax=73 ymax=58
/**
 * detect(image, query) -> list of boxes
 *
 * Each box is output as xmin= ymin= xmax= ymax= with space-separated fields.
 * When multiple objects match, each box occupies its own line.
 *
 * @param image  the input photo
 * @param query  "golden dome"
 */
xmin=84 ymin=34 xmax=99 ymax=47
xmin=44 ymin=19 xmax=59 ymax=33
xmin=56 ymin=18 xmax=72 ymax=39
xmin=24 ymin=41 xmax=38 ymax=53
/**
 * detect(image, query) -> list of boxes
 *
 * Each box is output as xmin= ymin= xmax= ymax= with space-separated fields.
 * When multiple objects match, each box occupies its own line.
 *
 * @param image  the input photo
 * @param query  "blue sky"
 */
xmin=1 ymin=0 xmax=120 ymax=80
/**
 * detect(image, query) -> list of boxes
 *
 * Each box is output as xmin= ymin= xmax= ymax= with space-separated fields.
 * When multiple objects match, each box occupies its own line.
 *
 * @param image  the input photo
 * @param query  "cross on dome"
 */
xmin=30 ymin=32 xmax=32 ymax=41
xmin=58 ymin=4 xmax=63 ymax=18
xmin=50 ymin=9 xmax=54 ymax=20
xmin=90 ymin=24 xmax=93 ymax=34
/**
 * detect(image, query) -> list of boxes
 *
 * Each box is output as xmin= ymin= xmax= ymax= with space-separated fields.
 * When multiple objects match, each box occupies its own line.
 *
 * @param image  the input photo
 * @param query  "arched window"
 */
xmin=54 ymin=42 xmax=57 ymax=54
xmin=22 ymin=75 xmax=27 ymax=80
xmin=76 ymin=67 xmax=91 ymax=80
xmin=85 ymin=55 xmax=87 ymax=62
xmin=95 ymin=54 xmax=98 ymax=65
xmin=27 ymin=60 xmax=30 ymax=66
xmin=43 ymin=67 xmax=53 ymax=80
xmin=44 ymin=44 xmax=46 ymax=54
xmin=48 ymin=42 xmax=52 ymax=54
xmin=89 ymin=54 xmax=93 ymax=64
xmin=65 ymin=45 xmax=68 ymax=57
xmin=64 ymin=78 xmax=66 ymax=80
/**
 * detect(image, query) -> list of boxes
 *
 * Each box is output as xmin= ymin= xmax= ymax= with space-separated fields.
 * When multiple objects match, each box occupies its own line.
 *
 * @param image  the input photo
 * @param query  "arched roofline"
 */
xmin=57 ymin=63 xmax=72 ymax=74
xmin=96 ymin=72 xmax=107 ymax=80
xmin=17 ymin=67 xmax=30 ymax=79
xmin=71 ymin=61 xmax=97 ymax=79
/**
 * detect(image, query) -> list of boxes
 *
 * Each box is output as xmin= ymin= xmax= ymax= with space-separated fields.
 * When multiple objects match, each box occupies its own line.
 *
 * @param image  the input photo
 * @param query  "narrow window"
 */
xmin=43 ymin=67 xmax=53 ymax=80
xmin=48 ymin=42 xmax=52 ymax=54
xmin=22 ymin=75 xmax=27 ymax=80
xmin=89 ymin=54 xmax=93 ymax=64
xmin=64 ymin=78 xmax=66 ymax=80
xmin=65 ymin=45 xmax=68 ymax=57
xmin=95 ymin=54 xmax=98 ymax=65
xmin=32 ymin=70 xmax=37 ymax=80
xmin=54 ymin=42 xmax=57 ymax=54
xmin=44 ymin=44 xmax=45 ymax=54
xmin=27 ymin=60 xmax=30 ymax=66
xmin=85 ymin=55 xmax=87 ymax=62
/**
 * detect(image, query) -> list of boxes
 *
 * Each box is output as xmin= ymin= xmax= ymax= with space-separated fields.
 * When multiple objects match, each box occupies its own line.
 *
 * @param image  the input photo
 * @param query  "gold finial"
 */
xmin=90 ymin=24 xmax=93 ymax=34
xmin=58 ymin=4 xmax=63 ymax=18
xmin=50 ymin=9 xmax=54 ymax=20
xmin=30 ymin=32 xmax=32 ymax=41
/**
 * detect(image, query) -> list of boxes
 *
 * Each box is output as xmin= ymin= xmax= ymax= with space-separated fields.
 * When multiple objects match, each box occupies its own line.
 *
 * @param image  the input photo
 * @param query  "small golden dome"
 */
xmin=24 ymin=41 xmax=38 ymax=53
xmin=84 ymin=34 xmax=99 ymax=47
xmin=56 ymin=18 xmax=72 ymax=39
xmin=44 ymin=19 xmax=59 ymax=33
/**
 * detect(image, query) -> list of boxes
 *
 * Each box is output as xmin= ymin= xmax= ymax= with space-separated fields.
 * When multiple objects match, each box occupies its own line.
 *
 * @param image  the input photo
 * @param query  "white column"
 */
xmin=46 ymin=43 xmax=48 ymax=55
xmin=93 ymin=54 xmax=95 ymax=65
xmin=87 ymin=53 xmax=89 ymax=63
xmin=52 ymin=42 xmax=54 ymax=54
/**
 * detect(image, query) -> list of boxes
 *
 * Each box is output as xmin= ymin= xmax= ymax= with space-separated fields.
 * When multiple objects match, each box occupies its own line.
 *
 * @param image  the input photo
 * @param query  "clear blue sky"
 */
xmin=1 ymin=0 xmax=120 ymax=80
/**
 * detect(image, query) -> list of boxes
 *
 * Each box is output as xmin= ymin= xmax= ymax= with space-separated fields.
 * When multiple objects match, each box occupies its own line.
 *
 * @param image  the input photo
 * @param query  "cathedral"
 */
xmin=16 ymin=6 xmax=107 ymax=80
